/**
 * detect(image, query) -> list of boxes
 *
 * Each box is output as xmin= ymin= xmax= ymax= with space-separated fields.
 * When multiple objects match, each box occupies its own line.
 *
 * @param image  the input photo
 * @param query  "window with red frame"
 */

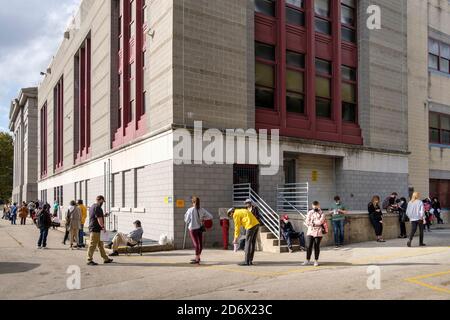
xmin=341 ymin=0 xmax=356 ymax=43
xmin=315 ymin=0 xmax=331 ymax=35
xmin=342 ymin=65 xmax=357 ymax=122
xmin=315 ymin=58 xmax=332 ymax=118
xmin=53 ymin=77 xmax=64 ymax=171
xmin=255 ymin=42 xmax=277 ymax=110
xmin=430 ymin=112 xmax=450 ymax=145
xmin=40 ymin=103 xmax=48 ymax=177
xmin=255 ymin=0 xmax=276 ymax=16
xmin=286 ymin=50 xmax=305 ymax=114
xmin=286 ymin=0 xmax=305 ymax=27
xmin=74 ymin=36 xmax=91 ymax=163
xmin=429 ymin=38 xmax=450 ymax=74
xmin=430 ymin=179 xmax=450 ymax=209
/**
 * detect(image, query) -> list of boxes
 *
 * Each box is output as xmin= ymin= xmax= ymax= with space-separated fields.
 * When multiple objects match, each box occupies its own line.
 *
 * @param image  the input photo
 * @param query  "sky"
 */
xmin=0 ymin=0 xmax=81 ymax=133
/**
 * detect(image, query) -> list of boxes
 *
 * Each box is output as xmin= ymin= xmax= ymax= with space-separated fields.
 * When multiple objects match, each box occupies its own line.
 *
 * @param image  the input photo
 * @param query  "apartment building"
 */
xmin=38 ymin=0 xmax=411 ymax=247
xmin=408 ymin=0 xmax=450 ymax=208
xmin=9 ymin=88 xmax=39 ymax=204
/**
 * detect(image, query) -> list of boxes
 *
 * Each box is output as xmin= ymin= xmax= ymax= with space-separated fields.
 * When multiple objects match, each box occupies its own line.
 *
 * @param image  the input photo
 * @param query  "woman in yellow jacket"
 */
xmin=228 ymin=207 xmax=260 ymax=266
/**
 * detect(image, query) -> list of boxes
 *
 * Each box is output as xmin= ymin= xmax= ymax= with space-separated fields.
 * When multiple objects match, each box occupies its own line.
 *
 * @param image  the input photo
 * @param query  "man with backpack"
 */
xmin=37 ymin=204 xmax=52 ymax=249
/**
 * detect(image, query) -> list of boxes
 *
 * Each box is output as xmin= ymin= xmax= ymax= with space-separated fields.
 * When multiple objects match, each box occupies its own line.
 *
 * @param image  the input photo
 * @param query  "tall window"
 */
xmin=286 ymin=51 xmax=305 ymax=114
xmin=315 ymin=59 xmax=332 ymax=118
xmin=75 ymin=36 xmax=91 ymax=162
xmin=255 ymin=42 xmax=276 ymax=110
xmin=40 ymin=103 xmax=48 ymax=177
xmin=315 ymin=0 xmax=331 ymax=35
xmin=430 ymin=112 xmax=450 ymax=145
xmin=341 ymin=0 xmax=356 ymax=43
xmin=342 ymin=65 xmax=357 ymax=122
xmin=429 ymin=38 xmax=450 ymax=74
xmin=286 ymin=0 xmax=305 ymax=27
xmin=53 ymin=77 xmax=64 ymax=171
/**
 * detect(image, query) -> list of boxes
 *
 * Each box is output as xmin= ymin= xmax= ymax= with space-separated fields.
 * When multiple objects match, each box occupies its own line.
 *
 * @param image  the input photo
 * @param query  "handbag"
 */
xmin=196 ymin=209 xmax=207 ymax=233
xmin=322 ymin=219 xmax=329 ymax=235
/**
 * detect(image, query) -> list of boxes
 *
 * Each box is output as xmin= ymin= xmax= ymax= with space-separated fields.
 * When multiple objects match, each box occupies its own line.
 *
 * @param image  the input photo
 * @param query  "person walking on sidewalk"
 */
xmin=67 ymin=201 xmax=81 ymax=250
xmin=368 ymin=196 xmax=386 ymax=243
xmin=329 ymin=196 xmax=347 ymax=248
xmin=77 ymin=200 xmax=88 ymax=248
xmin=227 ymin=207 xmax=260 ymax=266
xmin=86 ymin=196 xmax=113 ymax=266
xmin=184 ymin=197 xmax=213 ymax=265
xmin=407 ymin=192 xmax=426 ymax=248
xmin=303 ymin=201 xmax=326 ymax=267
xmin=19 ymin=202 xmax=29 ymax=225
xmin=37 ymin=204 xmax=52 ymax=249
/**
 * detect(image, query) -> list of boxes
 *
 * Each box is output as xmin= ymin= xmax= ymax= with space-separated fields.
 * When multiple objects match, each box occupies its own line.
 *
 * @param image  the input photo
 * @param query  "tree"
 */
xmin=0 ymin=132 xmax=13 ymax=203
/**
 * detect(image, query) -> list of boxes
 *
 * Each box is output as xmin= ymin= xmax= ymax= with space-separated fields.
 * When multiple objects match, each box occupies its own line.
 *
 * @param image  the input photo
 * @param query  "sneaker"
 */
xmin=104 ymin=259 xmax=114 ymax=264
xmin=238 ymin=262 xmax=250 ymax=267
xmin=302 ymin=261 xmax=311 ymax=266
xmin=314 ymin=261 xmax=320 ymax=267
xmin=407 ymin=240 xmax=412 ymax=247
xmin=87 ymin=261 xmax=98 ymax=266
xmin=109 ymin=252 xmax=119 ymax=257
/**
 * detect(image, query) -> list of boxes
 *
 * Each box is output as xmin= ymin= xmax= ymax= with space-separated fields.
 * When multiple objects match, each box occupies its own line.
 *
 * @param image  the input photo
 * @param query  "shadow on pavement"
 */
xmin=0 ymin=262 xmax=40 ymax=274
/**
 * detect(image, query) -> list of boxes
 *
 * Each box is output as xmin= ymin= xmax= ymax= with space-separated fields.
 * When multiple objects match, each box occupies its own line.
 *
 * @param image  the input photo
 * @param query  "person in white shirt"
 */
xmin=184 ymin=197 xmax=213 ymax=264
xmin=406 ymin=192 xmax=426 ymax=247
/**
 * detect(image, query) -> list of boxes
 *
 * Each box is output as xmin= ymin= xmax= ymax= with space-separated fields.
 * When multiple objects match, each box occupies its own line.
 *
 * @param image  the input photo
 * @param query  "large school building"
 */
xmin=29 ymin=0 xmax=449 ymax=248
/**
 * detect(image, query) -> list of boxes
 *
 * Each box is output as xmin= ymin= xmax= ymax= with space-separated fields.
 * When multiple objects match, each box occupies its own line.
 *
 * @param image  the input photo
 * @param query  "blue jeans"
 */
xmin=38 ymin=228 xmax=49 ymax=248
xmin=332 ymin=220 xmax=345 ymax=246
xmin=11 ymin=215 xmax=17 ymax=225
xmin=78 ymin=227 xmax=85 ymax=246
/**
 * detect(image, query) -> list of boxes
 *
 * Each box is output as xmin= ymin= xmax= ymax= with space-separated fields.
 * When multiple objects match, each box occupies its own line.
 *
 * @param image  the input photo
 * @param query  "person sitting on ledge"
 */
xmin=107 ymin=220 xmax=144 ymax=256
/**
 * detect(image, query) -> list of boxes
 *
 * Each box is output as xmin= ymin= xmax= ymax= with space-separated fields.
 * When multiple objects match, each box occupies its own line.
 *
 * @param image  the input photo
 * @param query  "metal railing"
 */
xmin=106 ymin=214 xmax=118 ymax=232
xmin=233 ymin=183 xmax=280 ymax=241
xmin=277 ymin=183 xmax=309 ymax=215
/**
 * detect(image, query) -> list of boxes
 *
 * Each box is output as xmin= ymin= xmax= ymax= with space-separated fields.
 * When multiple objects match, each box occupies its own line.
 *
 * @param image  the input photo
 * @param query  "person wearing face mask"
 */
xmin=397 ymin=197 xmax=408 ymax=239
xmin=329 ymin=196 xmax=347 ymax=248
xmin=86 ymin=196 xmax=114 ymax=266
xmin=303 ymin=201 xmax=326 ymax=267
xmin=368 ymin=196 xmax=386 ymax=243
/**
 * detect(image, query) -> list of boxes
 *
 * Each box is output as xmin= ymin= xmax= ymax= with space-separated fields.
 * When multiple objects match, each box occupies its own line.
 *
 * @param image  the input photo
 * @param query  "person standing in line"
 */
xmin=53 ymin=201 xmax=60 ymax=218
xmin=19 ymin=202 xmax=29 ymax=225
xmin=329 ymin=196 xmax=347 ymax=248
xmin=228 ymin=207 xmax=260 ymax=266
xmin=28 ymin=201 xmax=37 ymax=224
xmin=397 ymin=197 xmax=408 ymax=239
xmin=67 ymin=201 xmax=81 ymax=250
xmin=63 ymin=206 xmax=71 ymax=245
xmin=10 ymin=203 xmax=17 ymax=225
xmin=303 ymin=201 xmax=326 ymax=267
xmin=37 ymin=204 xmax=52 ymax=249
xmin=431 ymin=197 xmax=443 ymax=224
xmin=86 ymin=196 xmax=114 ymax=266
xmin=2 ymin=203 xmax=9 ymax=220
xmin=368 ymin=196 xmax=386 ymax=243
xmin=184 ymin=197 xmax=213 ymax=265
xmin=77 ymin=200 xmax=88 ymax=248
xmin=422 ymin=198 xmax=432 ymax=232
xmin=407 ymin=192 xmax=426 ymax=248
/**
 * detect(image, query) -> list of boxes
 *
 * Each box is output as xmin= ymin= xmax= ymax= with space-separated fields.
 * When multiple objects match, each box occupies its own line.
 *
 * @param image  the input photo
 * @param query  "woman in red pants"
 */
xmin=184 ymin=197 xmax=213 ymax=264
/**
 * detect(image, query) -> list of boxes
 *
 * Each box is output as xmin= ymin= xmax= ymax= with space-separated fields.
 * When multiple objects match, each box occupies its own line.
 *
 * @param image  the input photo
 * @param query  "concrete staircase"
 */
xmin=259 ymin=225 xmax=305 ymax=253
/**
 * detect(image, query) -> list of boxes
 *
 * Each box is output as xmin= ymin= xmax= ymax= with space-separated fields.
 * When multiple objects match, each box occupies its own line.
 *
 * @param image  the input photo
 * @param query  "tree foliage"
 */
xmin=0 ymin=132 xmax=13 ymax=203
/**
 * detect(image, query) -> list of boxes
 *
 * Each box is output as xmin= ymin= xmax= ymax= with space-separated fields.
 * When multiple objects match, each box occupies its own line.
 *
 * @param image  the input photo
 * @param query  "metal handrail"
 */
xmin=277 ymin=182 xmax=309 ymax=214
xmin=233 ymin=183 xmax=281 ymax=241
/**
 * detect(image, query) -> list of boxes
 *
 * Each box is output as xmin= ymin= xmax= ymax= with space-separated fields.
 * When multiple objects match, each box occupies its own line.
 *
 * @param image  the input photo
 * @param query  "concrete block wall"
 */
xmin=359 ymin=0 xmax=408 ymax=152
xmin=173 ymin=163 xmax=234 ymax=248
xmin=172 ymin=0 xmax=255 ymax=130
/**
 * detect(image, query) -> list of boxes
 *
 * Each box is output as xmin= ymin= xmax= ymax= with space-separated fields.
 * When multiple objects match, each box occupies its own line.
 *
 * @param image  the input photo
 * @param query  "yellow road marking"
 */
xmin=404 ymin=270 xmax=450 ymax=295
xmin=6 ymin=232 xmax=23 ymax=247
xmin=350 ymin=247 xmax=450 ymax=265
